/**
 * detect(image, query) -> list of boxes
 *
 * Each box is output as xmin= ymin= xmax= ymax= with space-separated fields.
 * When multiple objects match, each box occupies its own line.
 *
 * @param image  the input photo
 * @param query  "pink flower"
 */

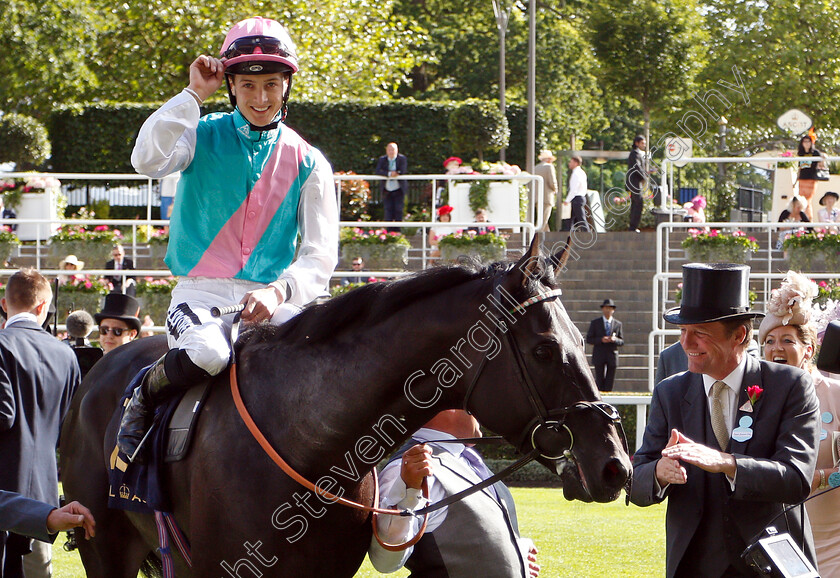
xmin=379 ymin=234 xmax=387 ymax=240
xmin=84 ymin=281 xmax=92 ymax=289
xmin=709 ymin=230 xmax=719 ymax=237
xmin=94 ymin=225 xmax=108 ymax=231
xmin=747 ymin=385 xmax=763 ymax=405
xmin=748 ymin=237 xmax=757 ymax=243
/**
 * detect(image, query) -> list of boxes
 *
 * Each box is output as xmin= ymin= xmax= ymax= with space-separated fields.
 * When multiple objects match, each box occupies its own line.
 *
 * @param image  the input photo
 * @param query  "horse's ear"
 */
xmin=549 ymin=236 xmax=573 ymax=276
xmin=511 ymin=235 xmax=543 ymax=288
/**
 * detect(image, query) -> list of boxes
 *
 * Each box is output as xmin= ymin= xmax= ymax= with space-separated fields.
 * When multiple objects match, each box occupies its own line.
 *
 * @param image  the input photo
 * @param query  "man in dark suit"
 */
xmin=374 ymin=142 xmax=409 ymax=229
xmin=625 ymin=135 xmax=648 ymax=233
xmin=631 ymin=263 xmax=819 ymax=578
xmin=0 ymin=491 xmax=95 ymax=544
xmin=586 ymin=298 xmax=624 ymax=392
xmin=0 ymin=269 xmax=81 ymax=578
xmin=104 ymin=243 xmax=136 ymax=296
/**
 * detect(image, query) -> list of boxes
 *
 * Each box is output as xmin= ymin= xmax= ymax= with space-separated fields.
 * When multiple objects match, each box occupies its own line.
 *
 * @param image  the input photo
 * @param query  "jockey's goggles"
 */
xmin=223 ymin=36 xmax=293 ymax=60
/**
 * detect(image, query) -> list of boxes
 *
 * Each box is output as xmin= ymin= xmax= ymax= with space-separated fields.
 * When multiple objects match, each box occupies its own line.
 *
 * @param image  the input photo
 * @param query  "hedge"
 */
xmin=48 ymin=99 xmax=541 ymax=176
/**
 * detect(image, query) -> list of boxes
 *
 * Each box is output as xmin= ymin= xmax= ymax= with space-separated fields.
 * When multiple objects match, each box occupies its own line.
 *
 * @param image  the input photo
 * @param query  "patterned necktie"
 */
xmin=462 ymin=447 xmax=498 ymax=500
xmin=710 ymin=380 xmax=730 ymax=450
xmin=605 ymin=319 xmax=611 ymax=335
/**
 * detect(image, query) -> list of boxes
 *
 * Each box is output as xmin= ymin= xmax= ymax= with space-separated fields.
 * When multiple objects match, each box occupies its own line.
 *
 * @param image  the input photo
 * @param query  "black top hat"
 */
xmin=600 ymin=299 xmax=616 ymax=308
xmin=94 ymin=293 xmax=142 ymax=332
xmin=819 ymin=191 xmax=839 ymax=205
xmin=664 ymin=263 xmax=764 ymax=325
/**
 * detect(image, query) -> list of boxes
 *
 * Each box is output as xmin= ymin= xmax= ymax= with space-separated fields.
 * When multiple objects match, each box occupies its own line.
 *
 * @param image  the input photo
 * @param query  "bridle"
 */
xmin=227 ymin=279 xmax=628 ymax=551
xmin=462 ymin=281 xmax=626 ymax=463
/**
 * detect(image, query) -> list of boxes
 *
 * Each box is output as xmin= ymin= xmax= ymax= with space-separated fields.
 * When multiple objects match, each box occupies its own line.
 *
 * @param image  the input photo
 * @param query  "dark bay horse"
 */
xmin=60 ymin=242 xmax=631 ymax=577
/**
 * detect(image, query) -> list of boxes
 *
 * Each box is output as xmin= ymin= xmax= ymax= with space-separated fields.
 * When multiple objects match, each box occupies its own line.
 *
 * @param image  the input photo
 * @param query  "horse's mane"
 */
xmin=241 ymin=256 xmax=558 ymax=347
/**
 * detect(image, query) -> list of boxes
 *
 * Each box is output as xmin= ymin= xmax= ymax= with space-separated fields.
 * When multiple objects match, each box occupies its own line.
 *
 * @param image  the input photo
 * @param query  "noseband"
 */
xmin=461 ymin=281 xmax=626 ymax=464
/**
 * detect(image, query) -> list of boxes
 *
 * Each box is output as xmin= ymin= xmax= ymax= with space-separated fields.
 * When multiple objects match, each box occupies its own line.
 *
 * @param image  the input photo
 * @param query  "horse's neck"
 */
xmin=277 ymin=287 xmax=494 ymax=469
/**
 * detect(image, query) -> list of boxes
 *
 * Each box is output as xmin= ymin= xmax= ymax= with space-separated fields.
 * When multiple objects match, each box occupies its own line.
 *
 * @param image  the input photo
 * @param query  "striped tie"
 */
xmin=710 ymin=380 xmax=730 ymax=450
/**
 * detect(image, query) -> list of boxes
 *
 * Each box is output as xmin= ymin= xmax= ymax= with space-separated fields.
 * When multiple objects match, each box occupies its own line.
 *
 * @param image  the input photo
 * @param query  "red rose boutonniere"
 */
xmin=747 ymin=385 xmax=763 ymax=406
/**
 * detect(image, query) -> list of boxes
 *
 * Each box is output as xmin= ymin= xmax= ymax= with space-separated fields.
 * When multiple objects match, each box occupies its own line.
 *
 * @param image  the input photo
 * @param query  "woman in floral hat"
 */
xmin=759 ymin=271 xmax=840 ymax=573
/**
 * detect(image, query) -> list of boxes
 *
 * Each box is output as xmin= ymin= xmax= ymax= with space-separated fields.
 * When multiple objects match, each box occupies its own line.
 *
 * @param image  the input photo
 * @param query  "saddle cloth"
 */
xmin=107 ymin=364 xmax=210 ymax=514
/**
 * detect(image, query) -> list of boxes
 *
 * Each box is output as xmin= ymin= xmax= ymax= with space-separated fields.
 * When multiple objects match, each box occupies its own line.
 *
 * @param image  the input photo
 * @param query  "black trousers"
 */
xmin=593 ymin=360 xmax=617 ymax=392
xmin=0 ymin=531 xmax=30 ymax=578
xmin=570 ymin=196 xmax=589 ymax=232
xmin=628 ymin=189 xmax=643 ymax=230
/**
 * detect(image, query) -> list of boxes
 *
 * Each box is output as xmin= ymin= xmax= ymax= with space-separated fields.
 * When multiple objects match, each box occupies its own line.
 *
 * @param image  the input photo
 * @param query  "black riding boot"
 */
xmin=117 ymin=355 xmax=171 ymax=462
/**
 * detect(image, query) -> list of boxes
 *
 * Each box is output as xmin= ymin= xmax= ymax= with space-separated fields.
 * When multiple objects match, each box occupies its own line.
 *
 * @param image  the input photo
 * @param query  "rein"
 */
xmin=227 ymin=284 xmax=625 ymax=551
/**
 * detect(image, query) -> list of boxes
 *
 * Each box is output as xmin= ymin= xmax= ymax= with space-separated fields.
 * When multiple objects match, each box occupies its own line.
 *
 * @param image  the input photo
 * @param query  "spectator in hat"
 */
xmin=683 ymin=195 xmax=707 ymax=224
xmin=777 ymin=195 xmax=810 ymax=251
xmin=534 ymin=150 xmax=558 ymax=232
xmin=586 ymin=299 xmax=624 ymax=392
xmin=818 ymin=191 xmax=839 ymax=229
xmin=57 ymin=255 xmax=85 ymax=288
xmin=630 ymin=263 xmax=819 ymax=578
xmin=94 ymin=293 xmax=141 ymax=355
xmin=428 ymin=205 xmax=456 ymax=263
xmin=758 ymin=271 xmax=840 ymax=574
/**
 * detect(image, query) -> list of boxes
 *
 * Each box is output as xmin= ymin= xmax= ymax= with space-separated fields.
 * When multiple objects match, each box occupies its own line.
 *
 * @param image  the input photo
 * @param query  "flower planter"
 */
xmin=440 ymin=243 xmax=507 ymax=264
xmin=685 ymin=245 xmax=752 ymax=264
xmin=46 ymin=241 xmax=114 ymax=269
xmin=16 ymin=190 xmax=59 ymax=242
xmin=0 ymin=242 xmax=17 ymax=266
xmin=54 ymin=292 xmax=106 ymax=322
xmin=149 ymin=243 xmax=169 ymax=270
xmin=136 ymin=290 xmax=172 ymax=323
xmin=785 ymin=247 xmax=840 ymax=272
xmin=341 ymin=243 xmax=408 ymax=270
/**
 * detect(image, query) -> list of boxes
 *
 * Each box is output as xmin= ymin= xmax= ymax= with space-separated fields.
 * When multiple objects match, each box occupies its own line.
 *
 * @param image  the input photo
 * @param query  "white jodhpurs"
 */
xmin=165 ymin=277 xmax=301 ymax=376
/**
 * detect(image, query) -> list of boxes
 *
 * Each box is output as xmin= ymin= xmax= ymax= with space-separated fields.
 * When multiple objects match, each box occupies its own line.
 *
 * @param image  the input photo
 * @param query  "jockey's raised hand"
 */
xmin=187 ymin=55 xmax=225 ymax=103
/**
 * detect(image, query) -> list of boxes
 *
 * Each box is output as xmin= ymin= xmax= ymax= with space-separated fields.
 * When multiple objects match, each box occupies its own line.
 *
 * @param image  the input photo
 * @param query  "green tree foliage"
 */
xmin=701 ymin=0 xmax=840 ymax=130
xmin=87 ymin=0 xmax=422 ymax=104
xmin=587 ymin=0 xmax=707 ymax=135
xmin=0 ymin=113 xmax=51 ymax=169
xmin=448 ymin=99 xmax=509 ymax=162
xmin=0 ymin=0 xmax=97 ymax=119
xmin=393 ymin=0 xmax=606 ymax=148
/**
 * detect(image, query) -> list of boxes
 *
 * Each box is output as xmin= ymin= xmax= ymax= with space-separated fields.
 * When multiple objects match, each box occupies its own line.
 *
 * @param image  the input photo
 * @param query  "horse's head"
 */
xmin=463 ymin=238 xmax=631 ymax=503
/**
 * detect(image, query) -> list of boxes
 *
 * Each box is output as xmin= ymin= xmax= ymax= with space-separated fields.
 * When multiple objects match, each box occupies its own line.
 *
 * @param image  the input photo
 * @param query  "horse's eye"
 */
xmin=534 ymin=344 xmax=554 ymax=360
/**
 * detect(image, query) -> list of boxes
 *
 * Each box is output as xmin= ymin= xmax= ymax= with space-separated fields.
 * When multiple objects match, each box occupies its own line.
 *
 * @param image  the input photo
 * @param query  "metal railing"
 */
xmin=650 ymin=219 xmax=840 ymax=390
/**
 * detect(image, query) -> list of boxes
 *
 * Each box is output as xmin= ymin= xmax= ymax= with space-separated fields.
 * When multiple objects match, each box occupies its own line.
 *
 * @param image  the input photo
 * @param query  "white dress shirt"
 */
xmin=566 ymin=165 xmax=588 ymax=202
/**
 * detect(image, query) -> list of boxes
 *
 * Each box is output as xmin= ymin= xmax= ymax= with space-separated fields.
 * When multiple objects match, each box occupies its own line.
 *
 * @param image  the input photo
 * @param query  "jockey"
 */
xmin=119 ymin=16 xmax=339 ymax=460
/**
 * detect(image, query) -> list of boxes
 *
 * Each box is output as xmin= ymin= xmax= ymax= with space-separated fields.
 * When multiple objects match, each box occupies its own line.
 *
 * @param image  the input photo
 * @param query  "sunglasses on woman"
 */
xmin=99 ymin=326 xmax=127 ymax=336
xmin=223 ymin=36 xmax=292 ymax=60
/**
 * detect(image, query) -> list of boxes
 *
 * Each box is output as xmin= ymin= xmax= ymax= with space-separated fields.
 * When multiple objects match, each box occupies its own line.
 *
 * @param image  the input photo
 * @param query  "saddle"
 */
xmin=164 ymin=383 xmax=211 ymax=462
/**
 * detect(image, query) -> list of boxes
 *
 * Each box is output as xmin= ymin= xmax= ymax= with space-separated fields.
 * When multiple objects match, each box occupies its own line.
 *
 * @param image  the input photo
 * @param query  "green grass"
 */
xmin=52 ymin=488 xmax=666 ymax=577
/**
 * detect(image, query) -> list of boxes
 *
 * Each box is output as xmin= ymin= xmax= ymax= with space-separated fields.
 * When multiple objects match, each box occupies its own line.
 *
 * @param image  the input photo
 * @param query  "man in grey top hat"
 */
xmin=586 ymin=299 xmax=624 ymax=392
xmin=631 ymin=263 xmax=819 ymax=577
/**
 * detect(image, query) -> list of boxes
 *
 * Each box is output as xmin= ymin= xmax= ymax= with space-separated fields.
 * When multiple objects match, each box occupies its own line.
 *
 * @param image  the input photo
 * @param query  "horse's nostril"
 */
xmin=603 ymin=457 xmax=629 ymax=484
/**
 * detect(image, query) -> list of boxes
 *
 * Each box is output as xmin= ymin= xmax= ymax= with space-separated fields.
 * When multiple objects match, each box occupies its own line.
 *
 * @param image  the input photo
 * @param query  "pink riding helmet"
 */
xmin=220 ymin=17 xmax=299 ymax=75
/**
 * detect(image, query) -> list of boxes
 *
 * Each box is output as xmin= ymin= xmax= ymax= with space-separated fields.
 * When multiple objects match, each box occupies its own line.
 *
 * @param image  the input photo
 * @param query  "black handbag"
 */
xmin=815 ymin=162 xmax=830 ymax=181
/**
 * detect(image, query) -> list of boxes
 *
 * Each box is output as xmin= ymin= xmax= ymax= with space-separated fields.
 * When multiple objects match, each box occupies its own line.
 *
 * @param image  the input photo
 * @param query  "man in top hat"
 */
xmin=534 ymin=150 xmax=558 ymax=232
xmin=94 ymin=293 xmax=142 ymax=355
xmin=586 ymin=299 xmax=624 ymax=392
xmin=630 ymin=263 xmax=819 ymax=578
